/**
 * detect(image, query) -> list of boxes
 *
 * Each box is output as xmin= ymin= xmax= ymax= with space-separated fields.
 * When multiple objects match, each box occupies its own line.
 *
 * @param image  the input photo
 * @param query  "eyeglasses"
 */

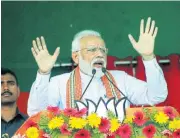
xmin=77 ymin=46 xmax=108 ymax=55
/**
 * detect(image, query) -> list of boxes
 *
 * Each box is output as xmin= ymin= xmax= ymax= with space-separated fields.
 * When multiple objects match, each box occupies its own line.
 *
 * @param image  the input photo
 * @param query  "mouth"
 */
xmin=93 ymin=61 xmax=104 ymax=68
xmin=1 ymin=92 xmax=12 ymax=97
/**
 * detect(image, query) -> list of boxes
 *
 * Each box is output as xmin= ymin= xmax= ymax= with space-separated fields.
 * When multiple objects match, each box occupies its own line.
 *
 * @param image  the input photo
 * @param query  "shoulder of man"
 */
xmin=16 ymin=108 xmax=28 ymax=120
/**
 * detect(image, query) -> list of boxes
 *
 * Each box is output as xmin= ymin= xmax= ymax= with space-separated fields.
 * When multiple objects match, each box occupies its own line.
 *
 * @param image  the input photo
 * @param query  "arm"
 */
xmin=27 ymin=72 xmax=50 ymax=116
xmin=126 ymin=17 xmax=167 ymax=105
xmin=27 ymin=72 xmax=64 ymax=116
xmin=27 ymin=37 xmax=60 ymax=116
xmin=124 ymin=58 xmax=168 ymax=105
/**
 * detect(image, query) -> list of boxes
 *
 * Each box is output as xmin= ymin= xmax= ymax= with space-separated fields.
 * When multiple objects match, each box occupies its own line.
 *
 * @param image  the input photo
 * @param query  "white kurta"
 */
xmin=27 ymin=58 xmax=168 ymax=116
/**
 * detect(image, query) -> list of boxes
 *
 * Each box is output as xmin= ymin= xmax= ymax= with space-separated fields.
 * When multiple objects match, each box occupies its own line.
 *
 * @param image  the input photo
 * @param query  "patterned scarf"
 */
xmin=66 ymin=66 xmax=121 ymax=108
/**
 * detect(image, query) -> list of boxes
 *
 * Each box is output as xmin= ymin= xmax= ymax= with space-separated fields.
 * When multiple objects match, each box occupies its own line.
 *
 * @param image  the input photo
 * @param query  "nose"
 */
xmin=2 ymin=83 xmax=9 ymax=91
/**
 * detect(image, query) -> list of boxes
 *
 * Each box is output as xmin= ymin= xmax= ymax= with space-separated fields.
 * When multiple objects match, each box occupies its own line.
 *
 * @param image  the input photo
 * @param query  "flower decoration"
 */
xmin=154 ymin=111 xmax=169 ymax=124
xmin=164 ymin=106 xmax=176 ymax=119
xmin=142 ymin=124 xmax=156 ymax=138
xmin=172 ymin=129 xmax=180 ymax=138
xmin=25 ymin=127 xmax=39 ymax=138
xmin=99 ymin=118 xmax=110 ymax=133
xmin=74 ymin=129 xmax=91 ymax=138
xmin=116 ymin=124 xmax=132 ymax=138
xmin=13 ymin=98 xmax=180 ymax=138
xmin=87 ymin=113 xmax=101 ymax=128
xmin=60 ymin=124 xmax=71 ymax=135
xmin=133 ymin=111 xmax=147 ymax=126
xmin=48 ymin=116 xmax=64 ymax=130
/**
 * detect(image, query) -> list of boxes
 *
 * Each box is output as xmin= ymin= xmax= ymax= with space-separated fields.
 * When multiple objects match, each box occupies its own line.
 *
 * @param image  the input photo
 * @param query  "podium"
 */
xmin=13 ymin=107 xmax=179 ymax=138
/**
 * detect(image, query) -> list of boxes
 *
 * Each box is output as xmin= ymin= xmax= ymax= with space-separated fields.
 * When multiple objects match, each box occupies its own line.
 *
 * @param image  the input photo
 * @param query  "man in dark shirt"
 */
xmin=1 ymin=68 xmax=28 ymax=138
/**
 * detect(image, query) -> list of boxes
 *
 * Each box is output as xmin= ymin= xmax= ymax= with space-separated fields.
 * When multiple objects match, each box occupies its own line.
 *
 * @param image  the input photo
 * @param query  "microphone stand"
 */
xmin=102 ymin=67 xmax=134 ymax=105
xmin=79 ymin=69 xmax=96 ymax=100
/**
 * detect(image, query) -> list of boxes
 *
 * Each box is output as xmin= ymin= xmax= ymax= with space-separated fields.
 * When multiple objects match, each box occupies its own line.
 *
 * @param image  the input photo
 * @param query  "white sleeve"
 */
xmin=27 ymin=71 xmax=50 ymax=116
xmin=125 ymin=58 xmax=168 ymax=105
xmin=47 ymin=77 xmax=64 ymax=109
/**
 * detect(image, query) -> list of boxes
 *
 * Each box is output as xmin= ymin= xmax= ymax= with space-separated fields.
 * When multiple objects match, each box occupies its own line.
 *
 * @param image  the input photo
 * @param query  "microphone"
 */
xmin=80 ymin=69 xmax=96 ymax=100
xmin=102 ymin=67 xmax=134 ymax=105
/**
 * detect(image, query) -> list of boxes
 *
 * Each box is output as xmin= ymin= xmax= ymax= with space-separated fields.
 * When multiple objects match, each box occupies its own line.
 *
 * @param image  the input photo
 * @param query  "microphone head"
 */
xmin=92 ymin=69 xmax=96 ymax=75
xmin=102 ymin=67 xmax=106 ymax=73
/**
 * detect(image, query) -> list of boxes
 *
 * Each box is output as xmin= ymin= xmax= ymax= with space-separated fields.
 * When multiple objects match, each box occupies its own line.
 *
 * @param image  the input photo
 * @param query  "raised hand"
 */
xmin=128 ymin=17 xmax=158 ymax=60
xmin=31 ymin=36 xmax=60 ymax=73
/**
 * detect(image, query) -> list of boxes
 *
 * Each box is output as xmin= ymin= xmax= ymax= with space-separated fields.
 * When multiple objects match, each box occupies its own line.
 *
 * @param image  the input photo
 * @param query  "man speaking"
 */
xmin=27 ymin=17 xmax=168 ymax=116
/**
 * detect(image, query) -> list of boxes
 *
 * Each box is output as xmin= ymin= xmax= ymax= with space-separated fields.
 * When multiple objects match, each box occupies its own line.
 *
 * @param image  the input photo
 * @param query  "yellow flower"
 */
xmin=110 ymin=118 xmax=120 ymax=133
xmin=48 ymin=116 xmax=64 ymax=130
xmin=154 ymin=112 xmax=169 ymax=124
xmin=169 ymin=119 xmax=180 ymax=130
xmin=26 ymin=127 xmax=39 ymax=138
xmin=87 ymin=113 xmax=101 ymax=128
xmin=69 ymin=117 xmax=87 ymax=129
xmin=124 ymin=115 xmax=134 ymax=123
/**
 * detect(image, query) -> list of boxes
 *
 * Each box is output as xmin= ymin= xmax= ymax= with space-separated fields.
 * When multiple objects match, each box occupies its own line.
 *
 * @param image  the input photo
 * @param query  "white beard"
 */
xmin=78 ymin=54 xmax=107 ymax=78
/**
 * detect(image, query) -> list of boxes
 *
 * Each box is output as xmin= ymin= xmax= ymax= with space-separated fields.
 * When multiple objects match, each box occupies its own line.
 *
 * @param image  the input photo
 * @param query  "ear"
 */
xmin=72 ymin=52 xmax=79 ymax=64
xmin=17 ymin=86 xmax=20 ymax=97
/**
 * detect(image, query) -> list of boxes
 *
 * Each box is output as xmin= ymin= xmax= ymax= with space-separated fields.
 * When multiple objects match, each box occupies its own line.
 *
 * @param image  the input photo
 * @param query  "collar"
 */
xmin=1 ymin=108 xmax=28 ymax=122
xmin=79 ymin=70 xmax=101 ymax=82
xmin=15 ymin=108 xmax=28 ymax=119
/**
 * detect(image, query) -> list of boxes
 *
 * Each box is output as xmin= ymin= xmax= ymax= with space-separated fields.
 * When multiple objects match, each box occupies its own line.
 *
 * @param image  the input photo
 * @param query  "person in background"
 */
xmin=28 ymin=17 xmax=168 ymax=116
xmin=1 ymin=68 xmax=28 ymax=138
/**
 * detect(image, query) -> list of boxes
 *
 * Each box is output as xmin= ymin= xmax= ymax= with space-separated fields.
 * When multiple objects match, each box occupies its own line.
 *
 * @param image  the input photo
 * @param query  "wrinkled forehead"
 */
xmin=80 ymin=35 xmax=106 ymax=49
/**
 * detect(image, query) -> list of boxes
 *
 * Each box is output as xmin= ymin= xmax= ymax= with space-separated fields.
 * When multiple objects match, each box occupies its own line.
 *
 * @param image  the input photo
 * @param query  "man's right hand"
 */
xmin=31 ymin=36 xmax=60 ymax=74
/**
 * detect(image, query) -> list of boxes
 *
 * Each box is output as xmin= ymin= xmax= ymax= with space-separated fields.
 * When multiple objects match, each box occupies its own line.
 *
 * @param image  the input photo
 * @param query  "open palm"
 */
xmin=31 ymin=37 xmax=60 ymax=73
xmin=128 ymin=17 xmax=158 ymax=57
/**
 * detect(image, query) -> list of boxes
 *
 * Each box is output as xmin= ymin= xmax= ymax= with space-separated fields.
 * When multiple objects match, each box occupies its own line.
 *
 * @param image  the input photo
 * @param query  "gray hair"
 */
xmin=71 ymin=30 xmax=102 ymax=53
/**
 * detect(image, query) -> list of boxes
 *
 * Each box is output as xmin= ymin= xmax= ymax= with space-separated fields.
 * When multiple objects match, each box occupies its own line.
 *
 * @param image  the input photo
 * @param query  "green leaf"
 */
xmin=38 ymin=115 xmax=50 ymax=130
xmin=50 ymin=129 xmax=61 ymax=138
xmin=107 ymin=110 xmax=117 ymax=119
xmin=92 ymin=133 xmax=104 ymax=138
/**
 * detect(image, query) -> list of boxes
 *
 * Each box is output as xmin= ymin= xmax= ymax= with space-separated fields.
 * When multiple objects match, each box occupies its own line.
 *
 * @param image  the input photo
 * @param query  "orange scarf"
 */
xmin=66 ymin=66 xmax=121 ymax=108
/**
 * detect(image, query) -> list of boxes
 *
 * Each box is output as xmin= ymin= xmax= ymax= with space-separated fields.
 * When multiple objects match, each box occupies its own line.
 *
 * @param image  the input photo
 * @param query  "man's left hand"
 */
xmin=128 ymin=17 xmax=158 ymax=60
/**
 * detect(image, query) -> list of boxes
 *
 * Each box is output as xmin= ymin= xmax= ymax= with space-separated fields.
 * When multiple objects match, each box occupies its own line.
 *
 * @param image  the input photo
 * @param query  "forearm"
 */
xmin=125 ymin=58 xmax=168 ymax=106
xmin=143 ymin=58 xmax=168 ymax=104
xmin=27 ymin=71 xmax=51 ymax=116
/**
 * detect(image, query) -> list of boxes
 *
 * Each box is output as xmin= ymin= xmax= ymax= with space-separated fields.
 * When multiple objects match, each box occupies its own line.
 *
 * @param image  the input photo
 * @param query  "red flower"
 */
xmin=98 ymin=118 xmax=110 ymax=133
xmin=133 ymin=111 xmax=146 ymax=126
xmin=60 ymin=124 xmax=71 ymax=135
xmin=142 ymin=124 xmax=156 ymax=138
xmin=106 ymin=134 xmax=115 ymax=138
xmin=42 ymin=133 xmax=51 ymax=138
xmin=47 ymin=106 xmax=60 ymax=115
xmin=173 ymin=129 xmax=180 ymax=138
xmin=63 ymin=108 xmax=77 ymax=116
xmin=116 ymin=124 xmax=132 ymax=138
xmin=24 ymin=120 xmax=37 ymax=129
xmin=74 ymin=108 xmax=87 ymax=117
xmin=161 ymin=129 xmax=172 ymax=137
xmin=74 ymin=129 xmax=91 ymax=138
xmin=163 ymin=106 xmax=176 ymax=119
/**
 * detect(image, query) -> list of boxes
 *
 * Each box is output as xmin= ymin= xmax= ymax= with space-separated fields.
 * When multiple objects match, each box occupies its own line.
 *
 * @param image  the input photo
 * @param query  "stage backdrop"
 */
xmin=2 ymin=2 xmax=180 ymax=97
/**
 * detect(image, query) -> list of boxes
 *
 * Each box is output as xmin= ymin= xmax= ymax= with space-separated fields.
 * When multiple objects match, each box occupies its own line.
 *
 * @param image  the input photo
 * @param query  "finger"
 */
xmin=149 ymin=20 xmax=155 ymax=35
xmin=36 ymin=37 xmax=42 ymax=51
xmin=153 ymin=27 xmax=158 ymax=38
xmin=31 ymin=47 xmax=37 ymax=59
xmin=32 ymin=40 xmax=39 ymax=54
xmin=52 ymin=47 xmax=60 ymax=60
xmin=145 ymin=17 xmax=151 ymax=33
xmin=140 ymin=19 xmax=144 ymax=34
xmin=41 ymin=36 xmax=47 ymax=50
xmin=128 ymin=34 xmax=137 ymax=47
